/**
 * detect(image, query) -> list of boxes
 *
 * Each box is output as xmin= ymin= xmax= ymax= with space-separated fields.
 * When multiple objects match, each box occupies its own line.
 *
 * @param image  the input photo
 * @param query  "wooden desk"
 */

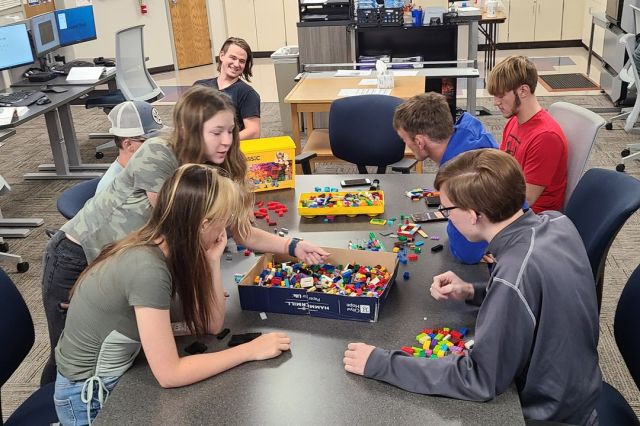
xmin=285 ymin=75 xmax=425 ymax=148
xmin=479 ymin=11 xmax=507 ymax=71
xmin=285 ymin=75 xmax=426 ymax=172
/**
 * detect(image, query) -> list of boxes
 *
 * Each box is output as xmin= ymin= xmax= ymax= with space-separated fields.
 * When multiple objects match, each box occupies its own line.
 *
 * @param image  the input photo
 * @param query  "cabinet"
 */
xmin=581 ymin=0 xmax=606 ymax=57
xmin=504 ymin=0 xmax=587 ymax=42
xmin=224 ymin=0 xmax=296 ymax=52
xmin=562 ymin=0 xmax=584 ymax=40
xmin=508 ymin=0 xmax=563 ymax=42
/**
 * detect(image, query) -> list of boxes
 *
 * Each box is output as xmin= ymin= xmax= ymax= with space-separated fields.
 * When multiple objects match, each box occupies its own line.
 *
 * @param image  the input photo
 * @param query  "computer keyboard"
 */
xmin=51 ymin=60 xmax=96 ymax=75
xmin=0 ymin=90 xmax=46 ymax=107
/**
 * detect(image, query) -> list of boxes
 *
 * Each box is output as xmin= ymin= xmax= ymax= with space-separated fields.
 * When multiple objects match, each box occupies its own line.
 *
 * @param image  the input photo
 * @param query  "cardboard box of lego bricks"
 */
xmin=240 ymin=136 xmax=295 ymax=192
xmin=237 ymin=247 xmax=399 ymax=322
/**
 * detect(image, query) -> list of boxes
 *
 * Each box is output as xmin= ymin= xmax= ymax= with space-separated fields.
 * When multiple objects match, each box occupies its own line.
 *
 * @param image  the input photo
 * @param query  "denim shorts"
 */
xmin=54 ymin=372 xmax=120 ymax=426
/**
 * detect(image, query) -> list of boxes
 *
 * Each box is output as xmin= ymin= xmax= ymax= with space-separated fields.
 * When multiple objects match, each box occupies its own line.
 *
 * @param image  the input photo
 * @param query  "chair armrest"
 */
xmin=390 ymin=158 xmax=418 ymax=174
xmin=295 ymin=152 xmax=317 ymax=175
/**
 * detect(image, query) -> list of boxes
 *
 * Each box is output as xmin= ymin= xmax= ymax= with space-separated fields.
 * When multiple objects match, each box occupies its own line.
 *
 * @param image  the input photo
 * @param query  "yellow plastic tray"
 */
xmin=297 ymin=191 xmax=385 ymax=218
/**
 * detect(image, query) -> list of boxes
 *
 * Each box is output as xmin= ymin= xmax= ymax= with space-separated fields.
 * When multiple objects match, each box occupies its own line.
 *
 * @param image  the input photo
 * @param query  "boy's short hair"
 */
xmin=393 ymin=92 xmax=454 ymax=141
xmin=486 ymin=55 xmax=538 ymax=96
xmin=434 ymin=149 xmax=525 ymax=223
xmin=114 ymin=136 xmax=126 ymax=150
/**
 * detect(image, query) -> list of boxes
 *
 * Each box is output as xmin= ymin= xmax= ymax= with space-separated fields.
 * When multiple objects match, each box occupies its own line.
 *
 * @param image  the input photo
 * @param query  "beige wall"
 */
xmin=57 ymin=0 xmax=174 ymax=69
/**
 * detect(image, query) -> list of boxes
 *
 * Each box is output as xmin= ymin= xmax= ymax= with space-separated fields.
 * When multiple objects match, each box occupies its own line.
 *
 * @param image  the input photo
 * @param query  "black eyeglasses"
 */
xmin=437 ymin=205 xmax=458 ymax=218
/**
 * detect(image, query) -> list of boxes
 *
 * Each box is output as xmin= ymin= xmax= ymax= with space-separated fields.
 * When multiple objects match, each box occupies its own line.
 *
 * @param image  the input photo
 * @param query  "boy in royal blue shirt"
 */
xmin=394 ymin=92 xmax=498 ymax=264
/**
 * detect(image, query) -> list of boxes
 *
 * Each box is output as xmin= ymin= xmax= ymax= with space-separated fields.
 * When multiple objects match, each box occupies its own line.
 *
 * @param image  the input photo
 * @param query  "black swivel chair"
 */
xmin=564 ymin=168 xmax=640 ymax=311
xmin=0 ymin=268 xmax=58 ymax=425
xmin=595 ymin=264 xmax=640 ymax=425
xmin=296 ymin=95 xmax=417 ymax=174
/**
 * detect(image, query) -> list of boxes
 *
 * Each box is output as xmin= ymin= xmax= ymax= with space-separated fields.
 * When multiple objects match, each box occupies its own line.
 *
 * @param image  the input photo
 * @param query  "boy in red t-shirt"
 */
xmin=487 ymin=55 xmax=567 ymax=213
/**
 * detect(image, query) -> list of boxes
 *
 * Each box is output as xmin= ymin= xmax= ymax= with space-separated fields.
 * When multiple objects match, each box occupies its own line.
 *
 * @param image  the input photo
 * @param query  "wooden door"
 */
xmin=507 ymin=0 xmax=535 ymax=42
xmin=224 ymin=0 xmax=258 ymax=49
xmin=534 ymin=0 xmax=562 ymax=41
xmin=562 ymin=0 xmax=585 ymax=40
xmin=169 ymin=0 xmax=213 ymax=69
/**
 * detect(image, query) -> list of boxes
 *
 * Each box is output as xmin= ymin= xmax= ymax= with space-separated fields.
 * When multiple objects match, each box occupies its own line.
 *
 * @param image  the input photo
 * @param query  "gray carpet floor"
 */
xmin=1 ymin=97 xmax=639 ymax=420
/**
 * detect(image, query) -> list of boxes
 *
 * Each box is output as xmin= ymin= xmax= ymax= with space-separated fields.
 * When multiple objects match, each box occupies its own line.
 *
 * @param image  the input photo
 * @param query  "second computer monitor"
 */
xmin=55 ymin=5 xmax=97 ymax=47
xmin=31 ymin=12 xmax=60 ymax=56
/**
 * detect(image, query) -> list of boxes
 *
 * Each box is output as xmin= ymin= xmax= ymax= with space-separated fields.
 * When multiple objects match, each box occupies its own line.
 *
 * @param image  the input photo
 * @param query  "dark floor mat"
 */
xmin=539 ymin=73 xmax=600 ymax=91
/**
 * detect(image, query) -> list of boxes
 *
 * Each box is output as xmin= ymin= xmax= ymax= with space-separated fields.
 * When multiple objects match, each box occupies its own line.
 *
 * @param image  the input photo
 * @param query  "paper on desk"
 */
xmin=338 ymin=88 xmax=392 ymax=97
xmin=103 ymin=67 xmax=116 ymax=76
xmin=335 ymin=69 xmax=372 ymax=77
xmin=358 ymin=79 xmax=378 ymax=85
xmin=0 ymin=107 xmax=28 ymax=126
xmin=392 ymin=70 xmax=419 ymax=76
xmin=66 ymin=66 xmax=105 ymax=83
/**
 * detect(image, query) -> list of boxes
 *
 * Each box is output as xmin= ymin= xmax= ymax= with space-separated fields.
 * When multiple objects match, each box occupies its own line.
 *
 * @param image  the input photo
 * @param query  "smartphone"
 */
xmin=228 ymin=332 xmax=262 ymax=347
xmin=411 ymin=211 xmax=448 ymax=223
xmin=340 ymin=178 xmax=371 ymax=187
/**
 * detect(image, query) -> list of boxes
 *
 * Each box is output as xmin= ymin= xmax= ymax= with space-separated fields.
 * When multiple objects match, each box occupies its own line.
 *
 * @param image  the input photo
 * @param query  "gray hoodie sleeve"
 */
xmin=364 ymin=279 xmax=535 ymax=401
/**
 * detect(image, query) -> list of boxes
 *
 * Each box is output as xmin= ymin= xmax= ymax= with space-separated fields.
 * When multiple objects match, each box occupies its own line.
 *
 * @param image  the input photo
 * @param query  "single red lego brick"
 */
xmin=408 ymin=253 xmax=418 ymax=261
xmin=256 ymin=201 xmax=264 ymax=207
xmin=401 ymin=346 xmax=414 ymax=356
xmin=243 ymin=249 xmax=251 ymax=256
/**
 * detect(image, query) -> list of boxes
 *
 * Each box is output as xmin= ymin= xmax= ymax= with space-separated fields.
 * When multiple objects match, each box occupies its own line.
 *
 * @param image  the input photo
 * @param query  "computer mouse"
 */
xmin=36 ymin=96 xmax=51 ymax=105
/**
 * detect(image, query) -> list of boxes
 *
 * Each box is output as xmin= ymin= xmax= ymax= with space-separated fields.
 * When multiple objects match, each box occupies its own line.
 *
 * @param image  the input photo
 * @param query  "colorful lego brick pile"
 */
xmin=300 ymin=191 xmax=384 ymax=209
xmin=401 ymin=327 xmax=473 ymax=358
xmin=348 ymin=232 xmax=386 ymax=252
xmin=252 ymin=261 xmax=392 ymax=297
xmin=405 ymin=188 xmax=438 ymax=201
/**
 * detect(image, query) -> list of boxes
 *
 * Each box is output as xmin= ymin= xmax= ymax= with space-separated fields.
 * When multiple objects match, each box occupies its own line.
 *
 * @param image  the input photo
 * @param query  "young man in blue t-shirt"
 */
xmin=394 ymin=92 xmax=497 ymax=264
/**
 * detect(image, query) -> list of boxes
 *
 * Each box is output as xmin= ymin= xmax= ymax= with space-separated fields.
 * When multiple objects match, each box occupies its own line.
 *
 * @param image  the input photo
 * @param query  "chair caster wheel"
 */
xmin=95 ymin=151 xmax=104 ymax=159
xmin=605 ymin=122 xmax=613 ymax=130
xmin=616 ymin=163 xmax=626 ymax=172
xmin=0 ymin=242 xmax=8 ymax=252
xmin=17 ymin=262 xmax=29 ymax=273
xmin=621 ymin=148 xmax=631 ymax=157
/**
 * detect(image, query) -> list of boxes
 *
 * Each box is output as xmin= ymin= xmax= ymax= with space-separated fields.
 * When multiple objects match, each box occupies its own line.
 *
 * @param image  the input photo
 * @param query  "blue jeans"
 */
xmin=54 ymin=372 xmax=120 ymax=426
xmin=41 ymin=231 xmax=88 ymax=385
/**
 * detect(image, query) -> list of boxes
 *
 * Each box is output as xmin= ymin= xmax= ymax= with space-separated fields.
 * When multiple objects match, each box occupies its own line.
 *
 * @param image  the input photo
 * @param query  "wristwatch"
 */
xmin=288 ymin=237 xmax=301 ymax=257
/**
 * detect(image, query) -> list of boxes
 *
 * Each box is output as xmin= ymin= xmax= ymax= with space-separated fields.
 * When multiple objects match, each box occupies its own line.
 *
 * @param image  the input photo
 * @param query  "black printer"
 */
xmin=299 ymin=0 xmax=352 ymax=22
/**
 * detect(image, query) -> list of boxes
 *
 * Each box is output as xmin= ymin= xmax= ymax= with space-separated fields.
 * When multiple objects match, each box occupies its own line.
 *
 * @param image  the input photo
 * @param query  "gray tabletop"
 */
xmin=0 ymin=85 xmax=95 ymax=129
xmin=10 ymin=68 xmax=116 ymax=87
xmin=95 ymin=174 xmax=524 ymax=425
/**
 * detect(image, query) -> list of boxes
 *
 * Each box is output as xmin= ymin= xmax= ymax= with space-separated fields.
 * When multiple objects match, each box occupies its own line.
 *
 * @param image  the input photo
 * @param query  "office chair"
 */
xmin=595 ymin=264 xmax=640 ymax=425
xmin=297 ymin=95 xmax=417 ymax=174
xmin=547 ymin=102 xmax=605 ymax=207
xmin=564 ymin=168 xmax=640 ymax=311
xmin=605 ymin=4 xmax=640 ymax=172
xmin=0 ymin=268 xmax=58 ymax=425
xmin=0 ymin=175 xmax=36 ymax=273
xmin=56 ymin=178 xmax=100 ymax=220
xmin=85 ymin=24 xmax=164 ymax=158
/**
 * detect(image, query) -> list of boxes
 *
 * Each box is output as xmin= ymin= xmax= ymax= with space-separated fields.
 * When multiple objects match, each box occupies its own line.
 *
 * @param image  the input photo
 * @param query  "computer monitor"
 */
xmin=0 ymin=22 xmax=36 ymax=72
xmin=55 ymin=5 xmax=97 ymax=47
xmin=31 ymin=12 xmax=60 ymax=56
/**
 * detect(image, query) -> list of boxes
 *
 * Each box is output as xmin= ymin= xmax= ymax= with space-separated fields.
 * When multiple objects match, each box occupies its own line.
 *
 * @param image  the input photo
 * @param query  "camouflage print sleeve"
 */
xmin=128 ymin=137 xmax=179 ymax=194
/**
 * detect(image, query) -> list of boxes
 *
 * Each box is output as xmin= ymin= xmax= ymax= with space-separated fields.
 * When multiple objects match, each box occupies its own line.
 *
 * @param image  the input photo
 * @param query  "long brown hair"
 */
xmin=217 ymin=37 xmax=254 ymax=82
xmin=72 ymin=164 xmax=253 ymax=334
xmin=170 ymin=85 xmax=248 ymax=181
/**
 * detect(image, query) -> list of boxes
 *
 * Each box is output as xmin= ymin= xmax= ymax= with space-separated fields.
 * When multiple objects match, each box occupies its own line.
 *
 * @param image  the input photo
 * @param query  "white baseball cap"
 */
xmin=108 ymin=100 xmax=165 ymax=138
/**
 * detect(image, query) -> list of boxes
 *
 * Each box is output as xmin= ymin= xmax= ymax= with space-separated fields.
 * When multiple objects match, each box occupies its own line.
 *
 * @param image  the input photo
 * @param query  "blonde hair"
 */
xmin=487 ymin=55 xmax=538 ymax=96
xmin=434 ymin=149 xmax=525 ymax=223
xmin=393 ymin=92 xmax=454 ymax=141
xmin=73 ymin=164 xmax=253 ymax=335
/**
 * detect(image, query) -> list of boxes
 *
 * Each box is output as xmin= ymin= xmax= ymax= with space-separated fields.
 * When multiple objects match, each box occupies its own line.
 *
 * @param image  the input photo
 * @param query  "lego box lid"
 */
xmin=240 ymin=136 xmax=296 ymax=155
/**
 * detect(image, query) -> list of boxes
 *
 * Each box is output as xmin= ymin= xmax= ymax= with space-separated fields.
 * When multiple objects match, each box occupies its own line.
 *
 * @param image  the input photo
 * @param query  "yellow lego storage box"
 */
xmin=240 ymin=136 xmax=295 ymax=192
